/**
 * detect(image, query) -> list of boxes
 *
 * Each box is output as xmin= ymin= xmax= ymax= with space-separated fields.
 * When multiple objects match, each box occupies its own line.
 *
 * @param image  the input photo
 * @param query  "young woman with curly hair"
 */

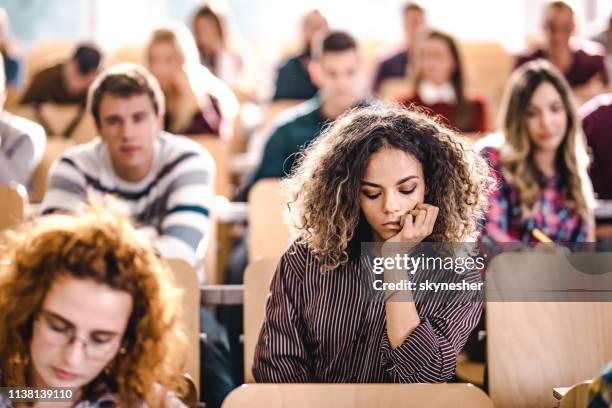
xmin=0 ymin=203 xmax=188 ymax=407
xmin=478 ymin=59 xmax=595 ymax=244
xmin=252 ymin=103 xmax=492 ymax=383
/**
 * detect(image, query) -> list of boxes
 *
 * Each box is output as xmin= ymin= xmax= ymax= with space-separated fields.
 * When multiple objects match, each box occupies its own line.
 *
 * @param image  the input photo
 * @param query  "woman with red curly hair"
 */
xmin=0 ymin=203 xmax=189 ymax=407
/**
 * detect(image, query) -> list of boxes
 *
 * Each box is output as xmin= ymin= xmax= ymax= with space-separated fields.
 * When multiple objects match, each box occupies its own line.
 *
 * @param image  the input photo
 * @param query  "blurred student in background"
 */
xmin=399 ymin=29 xmax=488 ymax=133
xmin=515 ymin=1 xmax=608 ymax=100
xmin=21 ymin=43 xmax=102 ymax=106
xmin=580 ymin=92 xmax=612 ymax=241
xmin=478 ymin=59 xmax=595 ymax=245
xmin=372 ymin=2 xmax=426 ymax=94
xmin=272 ymin=9 xmax=328 ymax=101
xmin=19 ymin=43 xmax=102 ymax=137
xmin=253 ymin=104 xmax=490 ymax=383
xmin=146 ymin=23 xmax=238 ymax=140
xmin=0 ymin=203 xmax=188 ymax=407
xmin=0 ymin=53 xmax=46 ymax=191
xmin=40 ymin=63 xmax=215 ymax=271
xmin=192 ymin=5 xmax=256 ymax=100
xmin=237 ymin=30 xmax=366 ymax=201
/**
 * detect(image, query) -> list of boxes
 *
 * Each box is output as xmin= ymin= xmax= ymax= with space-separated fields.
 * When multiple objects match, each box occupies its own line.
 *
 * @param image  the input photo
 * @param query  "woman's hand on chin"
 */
xmin=385 ymin=203 xmax=439 ymax=245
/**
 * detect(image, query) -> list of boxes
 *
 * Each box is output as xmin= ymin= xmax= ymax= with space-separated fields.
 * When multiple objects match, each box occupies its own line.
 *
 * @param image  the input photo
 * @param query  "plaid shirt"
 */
xmin=479 ymin=146 xmax=589 ymax=244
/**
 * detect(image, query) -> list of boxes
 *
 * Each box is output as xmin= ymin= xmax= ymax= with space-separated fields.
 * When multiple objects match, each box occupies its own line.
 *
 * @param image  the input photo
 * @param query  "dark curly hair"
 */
xmin=283 ymin=103 xmax=494 ymax=270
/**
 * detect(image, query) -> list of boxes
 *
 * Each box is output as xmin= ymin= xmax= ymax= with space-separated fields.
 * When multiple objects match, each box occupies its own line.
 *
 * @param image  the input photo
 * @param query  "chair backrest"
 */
xmin=222 ymin=383 xmax=494 ymax=408
xmin=461 ymin=41 xmax=512 ymax=124
xmin=378 ymin=78 xmax=411 ymax=102
xmin=0 ymin=183 xmax=28 ymax=231
xmin=71 ymin=111 xmax=97 ymax=144
xmin=189 ymin=135 xmax=232 ymax=199
xmin=248 ymin=179 xmax=291 ymax=260
xmin=24 ymin=41 xmax=74 ymax=88
xmin=487 ymin=254 xmax=612 ymax=408
xmin=39 ymin=104 xmax=82 ymax=136
xmin=243 ymin=257 xmax=279 ymax=383
xmin=30 ymin=137 xmax=76 ymax=203
xmin=164 ymin=258 xmax=201 ymax=395
xmin=559 ymin=381 xmax=593 ymax=408
xmin=108 ymin=44 xmax=145 ymax=66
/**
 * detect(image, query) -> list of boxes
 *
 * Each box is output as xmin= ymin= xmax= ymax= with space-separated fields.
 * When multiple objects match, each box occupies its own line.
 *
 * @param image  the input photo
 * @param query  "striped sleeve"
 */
xmin=40 ymin=156 xmax=88 ymax=214
xmin=380 ymin=263 xmax=484 ymax=383
xmin=380 ymin=299 xmax=482 ymax=382
xmin=252 ymin=255 xmax=311 ymax=383
xmin=155 ymin=150 xmax=215 ymax=267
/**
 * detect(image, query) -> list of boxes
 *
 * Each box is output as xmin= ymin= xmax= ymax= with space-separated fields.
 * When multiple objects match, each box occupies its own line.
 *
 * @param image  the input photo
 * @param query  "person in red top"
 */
xmin=514 ymin=1 xmax=609 ymax=100
xmin=580 ymin=93 xmax=612 ymax=240
xmin=399 ymin=29 xmax=488 ymax=133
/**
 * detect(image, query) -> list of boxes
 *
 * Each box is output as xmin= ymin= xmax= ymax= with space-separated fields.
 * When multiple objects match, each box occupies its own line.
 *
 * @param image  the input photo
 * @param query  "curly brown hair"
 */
xmin=0 ymin=201 xmax=188 ymax=407
xmin=283 ymin=103 xmax=493 ymax=270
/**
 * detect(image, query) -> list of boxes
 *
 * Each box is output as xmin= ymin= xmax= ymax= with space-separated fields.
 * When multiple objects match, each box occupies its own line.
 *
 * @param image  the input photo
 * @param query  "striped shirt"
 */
xmin=253 ymin=242 xmax=483 ymax=383
xmin=40 ymin=132 xmax=214 ymax=280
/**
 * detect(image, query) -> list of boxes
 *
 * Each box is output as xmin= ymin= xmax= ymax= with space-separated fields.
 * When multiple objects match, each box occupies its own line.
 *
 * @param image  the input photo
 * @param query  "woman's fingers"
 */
xmin=423 ymin=205 xmax=439 ymax=234
xmin=389 ymin=203 xmax=440 ymax=244
xmin=414 ymin=203 xmax=439 ymax=235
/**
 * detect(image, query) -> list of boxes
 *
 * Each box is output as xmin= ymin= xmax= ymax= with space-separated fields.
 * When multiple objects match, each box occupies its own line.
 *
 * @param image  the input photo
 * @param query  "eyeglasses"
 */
xmin=35 ymin=311 xmax=122 ymax=361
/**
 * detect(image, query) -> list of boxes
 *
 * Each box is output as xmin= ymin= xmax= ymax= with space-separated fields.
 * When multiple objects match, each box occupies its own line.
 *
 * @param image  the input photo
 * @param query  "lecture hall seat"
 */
xmin=221 ymin=383 xmax=494 ymax=408
xmin=242 ymin=256 xmax=279 ymax=383
xmin=189 ymin=134 xmax=233 ymax=199
xmin=0 ymin=183 xmax=28 ymax=231
xmin=247 ymin=179 xmax=292 ymax=260
xmin=486 ymin=253 xmax=612 ymax=408
xmin=164 ymin=258 xmax=201 ymax=397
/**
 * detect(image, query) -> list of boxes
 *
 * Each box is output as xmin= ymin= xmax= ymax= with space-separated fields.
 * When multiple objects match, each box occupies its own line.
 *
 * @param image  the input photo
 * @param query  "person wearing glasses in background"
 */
xmin=0 ymin=202 xmax=188 ymax=407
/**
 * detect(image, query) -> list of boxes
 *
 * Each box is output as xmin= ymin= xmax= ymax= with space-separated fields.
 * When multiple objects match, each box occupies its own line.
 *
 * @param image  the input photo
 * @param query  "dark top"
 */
xmin=514 ymin=48 xmax=609 ymax=87
xmin=20 ymin=63 xmax=86 ymax=105
xmin=273 ymin=52 xmax=318 ymax=101
xmin=237 ymin=97 xmax=327 ymax=201
xmin=253 ymin=242 xmax=483 ymax=383
xmin=372 ymin=50 xmax=409 ymax=93
xmin=2 ymin=53 xmax=21 ymax=87
xmin=400 ymin=94 xmax=488 ymax=133
xmin=580 ymin=93 xmax=612 ymax=200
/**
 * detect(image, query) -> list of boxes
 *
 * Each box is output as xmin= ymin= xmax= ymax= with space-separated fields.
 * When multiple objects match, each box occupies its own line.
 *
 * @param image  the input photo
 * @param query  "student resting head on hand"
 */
xmin=253 ymin=103 xmax=492 ymax=384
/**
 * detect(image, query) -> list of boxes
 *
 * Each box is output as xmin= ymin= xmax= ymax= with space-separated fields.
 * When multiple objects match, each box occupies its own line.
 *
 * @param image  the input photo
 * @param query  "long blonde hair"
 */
xmin=145 ymin=22 xmax=238 ymax=138
xmin=497 ymin=59 xmax=591 ymax=222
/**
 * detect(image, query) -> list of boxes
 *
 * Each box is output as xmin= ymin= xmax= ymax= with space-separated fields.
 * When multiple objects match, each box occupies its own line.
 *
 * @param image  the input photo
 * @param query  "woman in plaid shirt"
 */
xmin=478 ymin=59 xmax=595 ymax=244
